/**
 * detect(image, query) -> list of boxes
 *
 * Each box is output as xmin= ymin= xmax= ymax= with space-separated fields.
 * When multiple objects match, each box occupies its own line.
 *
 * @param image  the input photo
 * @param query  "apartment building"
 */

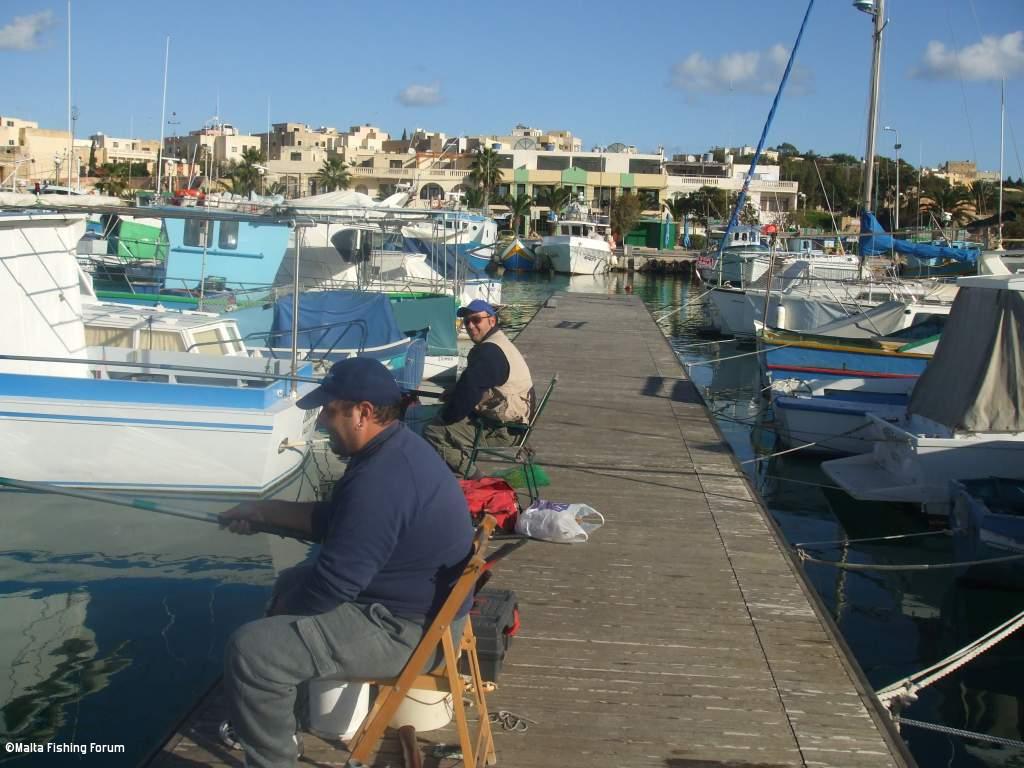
xmin=0 ymin=115 xmax=84 ymax=187
xmin=664 ymin=153 xmax=799 ymax=218
xmin=90 ymin=133 xmax=160 ymax=171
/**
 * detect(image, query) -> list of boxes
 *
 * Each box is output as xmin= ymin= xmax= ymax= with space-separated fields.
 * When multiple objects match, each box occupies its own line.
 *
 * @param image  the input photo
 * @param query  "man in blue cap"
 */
xmin=220 ymin=357 xmax=473 ymax=768
xmin=423 ymin=299 xmax=534 ymax=479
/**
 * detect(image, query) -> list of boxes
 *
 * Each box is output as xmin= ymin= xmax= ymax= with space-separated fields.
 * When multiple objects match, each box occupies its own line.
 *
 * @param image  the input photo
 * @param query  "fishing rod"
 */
xmin=0 ymin=476 xmax=313 ymax=542
xmin=0 ymin=353 xmax=445 ymax=401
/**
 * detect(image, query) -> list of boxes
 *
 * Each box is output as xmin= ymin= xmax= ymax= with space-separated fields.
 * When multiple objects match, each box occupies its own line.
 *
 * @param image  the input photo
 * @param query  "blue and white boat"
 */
xmin=769 ymin=376 xmax=914 ymax=455
xmin=401 ymin=211 xmax=498 ymax=275
xmin=90 ymin=210 xmax=293 ymax=312
xmin=0 ymin=211 xmax=317 ymax=494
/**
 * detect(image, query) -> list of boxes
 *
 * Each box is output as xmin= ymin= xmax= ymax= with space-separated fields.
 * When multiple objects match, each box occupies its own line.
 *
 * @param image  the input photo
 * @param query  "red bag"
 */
xmin=458 ymin=477 xmax=519 ymax=532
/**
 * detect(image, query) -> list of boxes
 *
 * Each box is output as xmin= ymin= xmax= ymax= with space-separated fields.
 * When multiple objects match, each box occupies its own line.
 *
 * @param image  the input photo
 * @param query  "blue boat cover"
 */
xmin=859 ymin=212 xmax=978 ymax=263
xmin=271 ymin=291 xmax=404 ymax=351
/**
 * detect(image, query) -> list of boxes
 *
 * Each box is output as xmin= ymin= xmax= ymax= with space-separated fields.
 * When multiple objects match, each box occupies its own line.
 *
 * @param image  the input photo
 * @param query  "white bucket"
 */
xmin=388 ymin=689 xmax=453 ymax=732
xmin=307 ymin=680 xmax=371 ymax=740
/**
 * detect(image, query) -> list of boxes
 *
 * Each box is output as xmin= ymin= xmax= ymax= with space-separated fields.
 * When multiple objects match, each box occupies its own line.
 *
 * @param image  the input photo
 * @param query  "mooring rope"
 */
xmin=685 ymin=343 xmax=790 ymax=367
xmin=798 ymin=550 xmax=1024 ymax=572
xmin=895 ymin=718 xmax=1024 ymax=749
xmin=794 ymin=529 xmax=951 ymax=550
xmin=876 ymin=608 xmax=1024 ymax=714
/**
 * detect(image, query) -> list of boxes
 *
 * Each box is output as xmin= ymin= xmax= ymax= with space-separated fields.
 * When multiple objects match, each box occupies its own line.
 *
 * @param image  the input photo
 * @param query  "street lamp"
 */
xmin=883 ymin=125 xmax=901 ymax=232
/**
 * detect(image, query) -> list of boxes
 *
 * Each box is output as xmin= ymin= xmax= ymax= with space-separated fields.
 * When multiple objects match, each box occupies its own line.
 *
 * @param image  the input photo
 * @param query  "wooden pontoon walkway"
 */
xmin=152 ymin=292 xmax=912 ymax=768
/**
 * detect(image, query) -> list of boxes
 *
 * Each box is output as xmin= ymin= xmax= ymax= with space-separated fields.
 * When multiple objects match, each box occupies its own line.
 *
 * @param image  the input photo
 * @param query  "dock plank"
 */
xmin=152 ymin=292 xmax=910 ymax=768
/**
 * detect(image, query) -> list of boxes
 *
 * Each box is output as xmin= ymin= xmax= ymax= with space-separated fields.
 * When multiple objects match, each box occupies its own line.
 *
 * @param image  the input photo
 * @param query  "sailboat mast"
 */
xmin=156 ymin=36 xmax=170 ymax=197
xmin=66 ymin=0 xmax=72 ymax=190
xmin=998 ymin=80 xmax=1005 ymax=250
xmin=860 ymin=0 xmax=885 ymax=213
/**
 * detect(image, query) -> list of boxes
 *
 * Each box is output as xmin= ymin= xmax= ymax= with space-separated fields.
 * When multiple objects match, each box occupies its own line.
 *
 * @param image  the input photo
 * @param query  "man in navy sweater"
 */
xmin=221 ymin=357 xmax=473 ymax=768
xmin=424 ymin=299 xmax=534 ymax=478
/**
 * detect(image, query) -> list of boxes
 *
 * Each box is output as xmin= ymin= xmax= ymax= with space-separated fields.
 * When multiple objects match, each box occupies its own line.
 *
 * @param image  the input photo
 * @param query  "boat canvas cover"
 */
xmin=908 ymin=287 xmax=1024 ymax=432
xmin=860 ymin=212 xmax=977 ymax=262
xmin=271 ymin=290 xmax=404 ymax=351
xmin=806 ymin=300 xmax=934 ymax=339
xmin=389 ymin=295 xmax=458 ymax=357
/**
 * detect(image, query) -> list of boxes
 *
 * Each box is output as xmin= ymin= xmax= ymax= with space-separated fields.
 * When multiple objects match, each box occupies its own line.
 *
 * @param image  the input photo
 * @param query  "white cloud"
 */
xmin=398 ymin=82 xmax=443 ymax=107
xmin=913 ymin=31 xmax=1024 ymax=80
xmin=670 ymin=44 xmax=811 ymax=95
xmin=0 ymin=11 xmax=55 ymax=51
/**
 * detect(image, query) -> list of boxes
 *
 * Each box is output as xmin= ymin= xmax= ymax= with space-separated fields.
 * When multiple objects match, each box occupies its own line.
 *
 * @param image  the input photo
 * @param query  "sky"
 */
xmin=2 ymin=0 xmax=1022 ymax=174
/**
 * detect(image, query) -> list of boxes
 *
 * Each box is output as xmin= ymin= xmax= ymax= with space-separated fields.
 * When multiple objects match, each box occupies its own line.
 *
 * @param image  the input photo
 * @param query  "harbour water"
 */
xmin=1 ymin=270 xmax=1021 ymax=767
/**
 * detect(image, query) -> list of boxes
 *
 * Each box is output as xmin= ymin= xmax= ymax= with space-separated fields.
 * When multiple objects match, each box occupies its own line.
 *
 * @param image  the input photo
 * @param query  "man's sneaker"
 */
xmin=219 ymin=720 xmax=303 ymax=757
xmin=219 ymin=720 xmax=242 ymax=751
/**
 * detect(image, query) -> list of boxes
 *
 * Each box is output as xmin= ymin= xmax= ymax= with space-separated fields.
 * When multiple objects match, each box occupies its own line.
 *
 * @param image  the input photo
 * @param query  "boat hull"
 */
xmin=539 ymin=238 xmax=612 ymax=275
xmin=0 ymin=371 xmax=318 ymax=494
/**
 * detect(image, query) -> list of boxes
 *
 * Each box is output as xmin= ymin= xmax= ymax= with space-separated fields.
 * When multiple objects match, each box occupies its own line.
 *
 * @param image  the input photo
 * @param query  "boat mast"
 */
xmin=156 ymin=36 xmax=170 ymax=198
xmin=66 ymin=0 xmax=73 ymax=190
xmin=860 ymin=0 xmax=886 ymax=213
xmin=997 ymin=80 xmax=1005 ymax=251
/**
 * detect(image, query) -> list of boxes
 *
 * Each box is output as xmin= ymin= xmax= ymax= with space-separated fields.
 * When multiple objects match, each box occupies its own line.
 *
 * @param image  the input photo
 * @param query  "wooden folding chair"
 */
xmin=344 ymin=515 xmax=498 ymax=768
xmin=468 ymin=373 xmax=559 ymax=504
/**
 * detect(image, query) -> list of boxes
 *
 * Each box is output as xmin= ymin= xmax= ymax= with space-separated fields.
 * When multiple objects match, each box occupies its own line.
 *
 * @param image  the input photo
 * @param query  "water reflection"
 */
xmin=0 ymin=460 xmax=322 ymax=765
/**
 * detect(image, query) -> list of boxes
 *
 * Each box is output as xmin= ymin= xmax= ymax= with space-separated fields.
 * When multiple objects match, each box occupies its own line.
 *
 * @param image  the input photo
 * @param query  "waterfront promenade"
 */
xmin=152 ymin=291 xmax=912 ymax=767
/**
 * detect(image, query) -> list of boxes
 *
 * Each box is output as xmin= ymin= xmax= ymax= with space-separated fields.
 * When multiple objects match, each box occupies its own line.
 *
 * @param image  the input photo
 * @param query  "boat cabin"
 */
xmin=82 ymin=303 xmax=247 ymax=357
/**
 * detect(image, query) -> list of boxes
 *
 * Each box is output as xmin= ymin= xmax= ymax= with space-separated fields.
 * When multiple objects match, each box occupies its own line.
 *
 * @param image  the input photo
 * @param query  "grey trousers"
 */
xmin=225 ymin=574 xmax=429 ymax=768
xmin=422 ymin=416 xmax=514 ymax=478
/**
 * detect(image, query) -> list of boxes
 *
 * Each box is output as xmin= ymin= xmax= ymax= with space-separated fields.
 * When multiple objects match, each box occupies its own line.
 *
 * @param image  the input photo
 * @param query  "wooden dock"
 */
xmin=151 ymin=292 xmax=912 ymax=768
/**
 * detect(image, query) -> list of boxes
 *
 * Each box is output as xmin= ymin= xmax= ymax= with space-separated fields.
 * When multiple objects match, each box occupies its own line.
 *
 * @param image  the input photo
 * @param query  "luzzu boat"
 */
xmin=756 ymin=323 xmax=939 ymax=387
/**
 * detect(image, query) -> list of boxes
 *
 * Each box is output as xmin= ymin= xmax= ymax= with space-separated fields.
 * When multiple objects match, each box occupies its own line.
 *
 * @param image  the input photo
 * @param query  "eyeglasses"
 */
xmin=462 ymin=313 xmax=492 ymax=326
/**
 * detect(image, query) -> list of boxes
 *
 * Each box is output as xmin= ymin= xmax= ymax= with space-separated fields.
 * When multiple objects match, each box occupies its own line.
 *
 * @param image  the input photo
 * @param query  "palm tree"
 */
xmin=265 ymin=180 xmax=288 ymax=197
xmin=467 ymin=147 xmax=502 ymax=211
xmin=536 ymin=186 xmax=573 ymax=215
xmin=463 ymin=187 xmax=485 ymax=210
xmin=223 ymin=161 xmax=261 ymax=197
xmin=921 ymin=179 xmax=974 ymax=227
xmin=503 ymin=193 xmax=534 ymax=236
xmin=316 ymin=156 xmax=351 ymax=192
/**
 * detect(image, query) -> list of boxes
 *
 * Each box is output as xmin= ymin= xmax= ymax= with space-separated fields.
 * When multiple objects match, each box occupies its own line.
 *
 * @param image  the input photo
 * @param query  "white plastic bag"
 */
xmin=514 ymin=501 xmax=604 ymax=544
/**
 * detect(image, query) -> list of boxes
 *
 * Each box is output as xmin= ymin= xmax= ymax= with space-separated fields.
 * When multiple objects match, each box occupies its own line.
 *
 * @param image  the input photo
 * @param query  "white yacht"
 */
xmin=537 ymin=218 xmax=615 ymax=275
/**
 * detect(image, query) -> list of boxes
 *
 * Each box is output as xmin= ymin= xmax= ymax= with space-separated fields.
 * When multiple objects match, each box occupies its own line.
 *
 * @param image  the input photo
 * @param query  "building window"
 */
xmin=290 ymin=152 xmax=302 ymax=161
xmin=297 ymin=140 xmax=302 ymax=146
xmin=113 ymin=142 xmax=119 ymax=148
xmin=231 ymin=146 xmax=238 ymax=153
xmin=6 ymin=120 xmax=13 ymax=127
xmin=390 ymin=160 xmax=403 ymax=169
xmin=516 ymin=183 xmax=526 ymax=197
xmin=496 ymin=183 xmax=510 ymax=199
xmin=218 ymin=221 xmax=239 ymax=249
xmin=7 ymin=140 xmax=12 ymax=146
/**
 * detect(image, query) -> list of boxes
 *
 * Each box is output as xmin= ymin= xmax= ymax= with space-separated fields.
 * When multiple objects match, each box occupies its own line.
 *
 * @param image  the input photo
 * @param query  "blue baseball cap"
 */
xmin=456 ymin=299 xmax=497 ymax=318
xmin=295 ymin=357 xmax=402 ymax=410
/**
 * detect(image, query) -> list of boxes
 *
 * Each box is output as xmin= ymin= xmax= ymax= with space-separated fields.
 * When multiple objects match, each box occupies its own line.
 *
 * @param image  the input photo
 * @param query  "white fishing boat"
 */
xmin=0 ymin=211 xmax=317 ymax=494
xmin=537 ymin=217 xmax=615 ymax=275
xmin=822 ymin=273 xmax=1024 ymax=504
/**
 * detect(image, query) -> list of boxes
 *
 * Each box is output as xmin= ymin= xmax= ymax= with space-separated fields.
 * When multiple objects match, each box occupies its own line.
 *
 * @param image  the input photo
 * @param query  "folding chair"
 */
xmin=344 ymin=515 xmax=498 ymax=768
xmin=468 ymin=373 xmax=558 ymax=504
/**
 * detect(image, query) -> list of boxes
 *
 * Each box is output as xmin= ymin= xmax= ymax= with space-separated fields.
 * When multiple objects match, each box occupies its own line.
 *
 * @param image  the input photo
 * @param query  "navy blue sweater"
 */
xmin=440 ymin=328 xmax=510 ymax=424
xmin=291 ymin=421 xmax=474 ymax=619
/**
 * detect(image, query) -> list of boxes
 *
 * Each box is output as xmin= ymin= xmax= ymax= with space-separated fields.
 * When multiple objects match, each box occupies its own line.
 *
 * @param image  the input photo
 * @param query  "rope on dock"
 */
xmin=895 ymin=718 xmax=1024 ymax=749
xmin=876 ymin=607 xmax=1024 ymax=718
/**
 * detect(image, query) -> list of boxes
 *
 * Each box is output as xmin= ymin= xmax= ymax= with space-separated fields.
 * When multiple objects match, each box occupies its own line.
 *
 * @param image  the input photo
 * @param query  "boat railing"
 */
xmin=244 ymin=319 xmax=369 ymax=362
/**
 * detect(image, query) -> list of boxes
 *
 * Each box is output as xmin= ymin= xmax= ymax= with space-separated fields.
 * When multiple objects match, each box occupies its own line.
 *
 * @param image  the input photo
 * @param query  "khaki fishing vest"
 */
xmin=475 ymin=330 xmax=533 ymax=424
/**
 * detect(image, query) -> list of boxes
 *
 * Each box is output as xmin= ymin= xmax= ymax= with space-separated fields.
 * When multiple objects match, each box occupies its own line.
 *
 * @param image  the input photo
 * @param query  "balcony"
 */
xmin=349 ymin=166 xmax=470 ymax=181
xmin=666 ymin=175 xmax=798 ymax=193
